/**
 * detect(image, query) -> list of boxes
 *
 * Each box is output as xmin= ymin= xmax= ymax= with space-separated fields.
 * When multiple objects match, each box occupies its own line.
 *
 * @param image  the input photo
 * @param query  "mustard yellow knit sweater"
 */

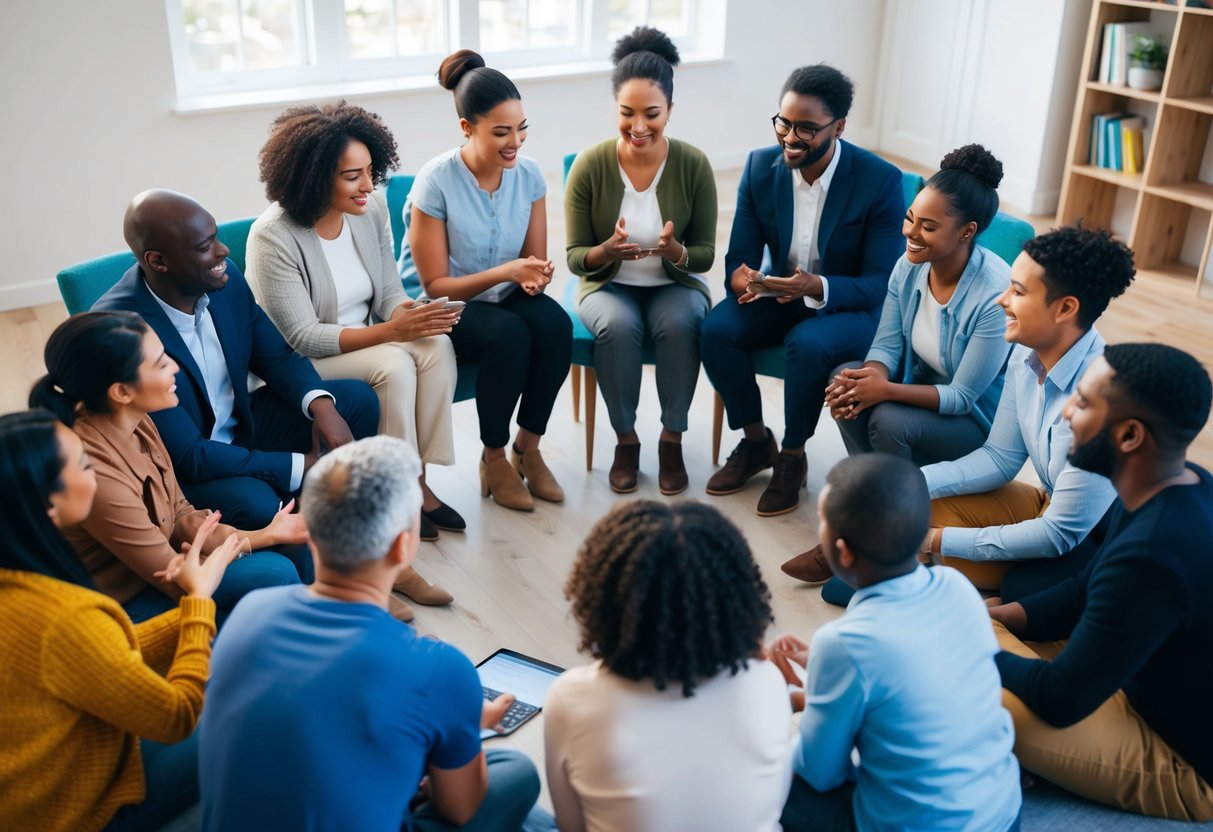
xmin=0 ymin=568 xmax=215 ymax=831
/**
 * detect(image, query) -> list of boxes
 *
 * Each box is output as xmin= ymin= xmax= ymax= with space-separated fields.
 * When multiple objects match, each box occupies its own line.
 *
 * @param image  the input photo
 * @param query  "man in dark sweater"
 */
xmin=988 ymin=342 xmax=1213 ymax=821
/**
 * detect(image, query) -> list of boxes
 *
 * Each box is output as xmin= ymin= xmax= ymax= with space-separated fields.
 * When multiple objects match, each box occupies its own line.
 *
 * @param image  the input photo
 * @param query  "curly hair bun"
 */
xmin=939 ymin=144 xmax=1003 ymax=190
xmin=611 ymin=25 xmax=680 ymax=67
xmin=438 ymin=49 xmax=487 ymax=90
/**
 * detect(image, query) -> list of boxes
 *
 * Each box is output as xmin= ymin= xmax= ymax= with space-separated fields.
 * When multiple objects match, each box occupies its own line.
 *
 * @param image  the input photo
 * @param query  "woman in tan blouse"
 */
xmin=29 ymin=312 xmax=309 ymax=626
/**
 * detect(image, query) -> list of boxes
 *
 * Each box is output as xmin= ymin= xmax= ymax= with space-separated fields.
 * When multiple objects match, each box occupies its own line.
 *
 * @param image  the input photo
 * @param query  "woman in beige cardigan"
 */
xmin=247 ymin=102 xmax=456 ymax=608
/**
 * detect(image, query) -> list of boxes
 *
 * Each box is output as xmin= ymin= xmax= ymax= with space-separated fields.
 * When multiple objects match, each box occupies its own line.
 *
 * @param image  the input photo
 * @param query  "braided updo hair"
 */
xmin=611 ymin=26 xmax=681 ymax=102
xmin=438 ymin=49 xmax=521 ymax=123
xmin=565 ymin=500 xmax=772 ymax=697
xmin=926 ymin=143 xmax=1004 ymax=234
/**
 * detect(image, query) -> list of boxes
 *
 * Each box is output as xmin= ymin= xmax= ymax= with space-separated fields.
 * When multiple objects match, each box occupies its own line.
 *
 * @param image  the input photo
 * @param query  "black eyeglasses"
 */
xmin=771 ymin=114 xmax=840 ymax=142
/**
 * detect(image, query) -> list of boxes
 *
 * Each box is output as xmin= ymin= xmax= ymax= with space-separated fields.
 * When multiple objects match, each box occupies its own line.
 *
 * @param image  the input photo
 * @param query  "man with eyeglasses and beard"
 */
xmin=700 ymin=64 xmax=904 ymax=517
xmin=989 ymin=343 xmax=1213 ymax=822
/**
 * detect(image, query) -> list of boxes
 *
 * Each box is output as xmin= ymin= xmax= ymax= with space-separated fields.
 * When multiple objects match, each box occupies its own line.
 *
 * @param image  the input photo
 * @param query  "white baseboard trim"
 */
xmin=0 ymin=279 xmax=64 ymax=313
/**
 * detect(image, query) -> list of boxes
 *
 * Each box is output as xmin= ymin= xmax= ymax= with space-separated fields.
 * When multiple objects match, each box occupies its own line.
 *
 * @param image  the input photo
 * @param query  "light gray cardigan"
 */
xmin=246 ymin=199 xmax=407 ymax=358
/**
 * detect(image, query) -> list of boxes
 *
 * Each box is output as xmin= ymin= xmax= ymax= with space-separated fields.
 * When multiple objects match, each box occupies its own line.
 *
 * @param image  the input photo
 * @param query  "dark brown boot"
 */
xmin=757 ymin=450 xmax=807 ymax=516
xmin=657 ymin=440 xmax=688 ymax=495
xmin=781 ymin=544 xmax=833 ymax=583
xmin=705 ymin=428 xmax=778 ymax=495
xmin=609 ymin=442 xmax=641 ymax=493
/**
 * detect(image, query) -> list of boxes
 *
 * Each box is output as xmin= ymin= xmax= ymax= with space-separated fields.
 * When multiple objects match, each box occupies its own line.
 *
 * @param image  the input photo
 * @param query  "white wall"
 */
xmin=0 ymin=0 xmax=887 ymax=311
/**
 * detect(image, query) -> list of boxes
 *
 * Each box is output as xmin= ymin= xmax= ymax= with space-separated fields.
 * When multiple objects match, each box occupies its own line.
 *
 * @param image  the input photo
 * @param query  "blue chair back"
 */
xmin=977 ymin=212 xmax=1034 ymax=268
xmin=902 ymin=172 xmax=926 ymax=210
xmin=386 ymin=174 xmax=416 ymax=260
xmin=56 ymin=251 xmax=138 ymax=315
xmin=217 ymin=217 xmax=257 ymax=273
xmin=562 ymin=152 xmax=578 ymax=188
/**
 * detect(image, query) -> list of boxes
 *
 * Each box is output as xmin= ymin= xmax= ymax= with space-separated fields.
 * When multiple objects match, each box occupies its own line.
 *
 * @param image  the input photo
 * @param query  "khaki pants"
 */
xmin=310 ymin=337 xmax=456 ymax=466
xmin=932 ymin=481 xmax=1048 ymax=591
xmin=993 ymin=620 xmax=1213 ymax=821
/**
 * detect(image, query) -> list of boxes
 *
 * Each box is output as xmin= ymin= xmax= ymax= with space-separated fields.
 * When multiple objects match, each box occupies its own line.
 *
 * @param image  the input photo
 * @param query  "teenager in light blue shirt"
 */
xmin=399 ymin=49 xmax=572 ymax=514
xmin=918 ymin=225 xmax=1136 ymax=600
xmin=772 ymin=454 xmax=1021 ymax=832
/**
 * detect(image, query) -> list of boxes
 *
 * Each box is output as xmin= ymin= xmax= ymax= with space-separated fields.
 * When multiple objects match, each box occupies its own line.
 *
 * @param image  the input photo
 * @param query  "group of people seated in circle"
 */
xmin=1 ymin=23 xmax=1211 ymax=832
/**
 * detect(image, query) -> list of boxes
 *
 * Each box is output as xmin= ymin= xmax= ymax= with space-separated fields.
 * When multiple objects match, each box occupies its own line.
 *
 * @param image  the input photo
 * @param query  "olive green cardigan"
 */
xmin=565 ymin=137 xmax=717 ymax=304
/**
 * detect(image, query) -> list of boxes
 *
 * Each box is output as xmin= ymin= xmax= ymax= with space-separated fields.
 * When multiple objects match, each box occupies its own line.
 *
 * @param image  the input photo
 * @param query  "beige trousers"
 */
xmin=993 ymin=620 xmax=1213 ymax=820
xmin=932 ymin=481 xmax=1049 ymax=590
xmin=310 ymin=337 xmax=457 ymax=466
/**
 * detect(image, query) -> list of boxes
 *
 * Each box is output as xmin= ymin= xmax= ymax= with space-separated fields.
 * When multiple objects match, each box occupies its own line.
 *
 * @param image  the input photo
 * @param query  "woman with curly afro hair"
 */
xmin=543 ymin=499 xmax=792 ymax=831
xmin=246 ymin=101 xmax=457 ymax=609
xmin=398 ymin=50 xmax=572 ymax=514
xmin=783 ymin=144 xmax=1015 ymax=586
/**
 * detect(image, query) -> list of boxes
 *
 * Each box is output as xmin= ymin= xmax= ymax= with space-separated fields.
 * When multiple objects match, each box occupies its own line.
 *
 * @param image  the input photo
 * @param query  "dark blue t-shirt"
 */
xmin=199 ymin=585 xmax=483 ymax=831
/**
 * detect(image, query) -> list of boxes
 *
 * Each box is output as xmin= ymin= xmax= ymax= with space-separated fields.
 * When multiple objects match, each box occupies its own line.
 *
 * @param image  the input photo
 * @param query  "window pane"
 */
xmin=651 ymin=0 xmax=686 ymax=37
xmin=608 ymin=0 xmax=645 ymax=40
xmin=243 ymin=0 xmax=303 ymax=69
xmin=347 ymin=0 xmax=396 ymax=59
xmin=480 ymin=0 xmax=526 ymax=52
xmin=183 ymin=0 xmax=242 ymax=73
xmin=529 ymin=0 xmax=574 ymax=48
xmin=396 ymin=0 xmax=445 ymax=56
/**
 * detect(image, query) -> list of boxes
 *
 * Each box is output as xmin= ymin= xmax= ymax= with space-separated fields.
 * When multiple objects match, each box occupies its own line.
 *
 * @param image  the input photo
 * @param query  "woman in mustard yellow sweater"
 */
xmin=0 ymin=409 xmax=241 ymax=831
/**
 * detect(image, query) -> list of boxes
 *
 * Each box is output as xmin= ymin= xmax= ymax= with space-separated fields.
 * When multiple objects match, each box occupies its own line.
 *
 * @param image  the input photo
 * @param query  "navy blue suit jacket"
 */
xmin=93 ymin=260 xmax=325 ymax=494
xmin=724 ymin=140 xmax=904 ymax=314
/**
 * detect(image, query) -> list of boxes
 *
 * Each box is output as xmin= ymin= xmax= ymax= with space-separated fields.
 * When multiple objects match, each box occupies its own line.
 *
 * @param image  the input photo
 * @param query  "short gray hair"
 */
xmin=301 ymin=436 xmax=422 ymax=571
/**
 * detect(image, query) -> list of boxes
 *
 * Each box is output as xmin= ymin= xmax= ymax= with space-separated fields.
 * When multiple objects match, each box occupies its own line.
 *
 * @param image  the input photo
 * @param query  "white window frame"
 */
xmin=165 ymin=0 xmax=726 ymax=110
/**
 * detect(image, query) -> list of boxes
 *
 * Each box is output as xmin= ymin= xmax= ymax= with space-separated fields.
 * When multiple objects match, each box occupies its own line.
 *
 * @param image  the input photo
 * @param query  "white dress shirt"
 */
xmin=787 ymin=140 xmax=842 ymax=309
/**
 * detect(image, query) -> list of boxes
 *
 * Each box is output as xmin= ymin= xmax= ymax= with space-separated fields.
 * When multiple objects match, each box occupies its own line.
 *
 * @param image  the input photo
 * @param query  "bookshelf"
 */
xmin=1058 ymin=0 xmax=1213 ymax=299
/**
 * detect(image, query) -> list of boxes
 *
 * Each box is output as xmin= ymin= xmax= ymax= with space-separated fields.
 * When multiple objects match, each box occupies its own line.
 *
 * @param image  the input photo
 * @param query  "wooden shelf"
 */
xmin=1085 ymin=81 xmax=1162 ymax=103
xmin=1145 ymin=261 xmax=1200 ymax=282
xmin=1072 ymin=164 xmax=1144 ymax=189
xmin=1181 ymin=4 xmax=1213 ymax=16
xmin=1170 ymin=96 xmax=1213 ymax=115
xmin=1146 ymin=181 xmax=1213 ymax=212
xmin=1102 ymin=0 xmax=1179 ymax=11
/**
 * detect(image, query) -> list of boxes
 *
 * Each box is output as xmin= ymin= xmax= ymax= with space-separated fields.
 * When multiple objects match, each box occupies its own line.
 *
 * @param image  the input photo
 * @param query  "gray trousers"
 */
xmin=577 ymin=281 xmax=710 ymax=435
xmin=831 ymin=361 xmax=988 ymax=466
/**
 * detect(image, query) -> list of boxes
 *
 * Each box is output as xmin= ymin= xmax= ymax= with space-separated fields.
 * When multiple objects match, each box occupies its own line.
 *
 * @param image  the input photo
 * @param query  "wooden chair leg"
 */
xmin=712 ymin=392 xmax=724 ymax=466
xmin=571 ymin=364 xmax=581 ymax=422
xmin=584 ymin=367 xmax=597 ymax=471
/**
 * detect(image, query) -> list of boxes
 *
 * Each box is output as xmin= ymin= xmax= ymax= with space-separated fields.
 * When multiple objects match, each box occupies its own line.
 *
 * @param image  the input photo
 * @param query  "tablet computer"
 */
xmin=475 ymin=649 xmax=565 ymax=740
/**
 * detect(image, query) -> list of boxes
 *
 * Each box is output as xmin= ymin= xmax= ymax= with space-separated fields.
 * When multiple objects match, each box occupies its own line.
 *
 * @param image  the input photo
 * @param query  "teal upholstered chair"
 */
xmin=708 ymin=171 xmax=1033 ymax=464
xmin=56 ymin=217 xmax=259 ymax=315
xmin=384 ymin=172 xmax=477 ymax=403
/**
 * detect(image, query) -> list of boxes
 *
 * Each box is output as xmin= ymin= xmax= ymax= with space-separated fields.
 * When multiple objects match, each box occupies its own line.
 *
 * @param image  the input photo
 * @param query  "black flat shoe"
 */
xmin=422 ymin=501 xmax=466 ymax=532
xmin=419 ymin=513 xmax=439 ymax=542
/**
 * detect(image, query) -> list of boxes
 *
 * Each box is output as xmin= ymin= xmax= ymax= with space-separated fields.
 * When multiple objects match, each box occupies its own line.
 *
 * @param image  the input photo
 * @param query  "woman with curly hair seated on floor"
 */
xmin=542 ymin=500 xmax=793 ymax=832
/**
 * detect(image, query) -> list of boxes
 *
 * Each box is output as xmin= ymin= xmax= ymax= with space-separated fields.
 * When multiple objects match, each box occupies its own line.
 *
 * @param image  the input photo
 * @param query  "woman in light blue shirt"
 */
xmin=826 ymin=144 xmax=1011 ymax=465
xmin=400 ymin=50 xmax=572 ymax=513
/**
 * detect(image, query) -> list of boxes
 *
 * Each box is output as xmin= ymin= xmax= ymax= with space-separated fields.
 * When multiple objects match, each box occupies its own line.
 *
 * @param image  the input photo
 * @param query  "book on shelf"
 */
xmin=1121 ymin=117 xmax=1145 ymax=175
xmin=1088 ymin=112 xmax=1147 ymax=174
xmin=1099 ymin=21 xmax=1155 ymax=87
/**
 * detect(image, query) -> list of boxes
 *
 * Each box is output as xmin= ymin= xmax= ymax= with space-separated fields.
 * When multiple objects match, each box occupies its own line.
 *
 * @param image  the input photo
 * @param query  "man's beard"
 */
xmin=1068 ymin=426 xmax=1118 ymax=478
xmin=783 ymin=136 xmax=833 ymax=170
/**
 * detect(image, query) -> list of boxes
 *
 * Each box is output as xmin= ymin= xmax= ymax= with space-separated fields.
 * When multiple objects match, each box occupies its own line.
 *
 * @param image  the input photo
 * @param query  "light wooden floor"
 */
xmin=2 ymin=165 xmax=1211 ymax=808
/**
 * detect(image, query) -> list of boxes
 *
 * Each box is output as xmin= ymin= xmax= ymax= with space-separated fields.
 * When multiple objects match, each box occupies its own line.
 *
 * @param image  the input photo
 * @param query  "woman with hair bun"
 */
xmin=28 ymin=311 xmax=310 ymax=626
xmin=399 ymin=50 xmax=572 ymax=513
xmin=824 ymin=143 xmax=1013 ymax=464
xmin=565 ymin=26 xmax=716 ymax=496
xmin=543 ymin=500 xmax=791 ymax=831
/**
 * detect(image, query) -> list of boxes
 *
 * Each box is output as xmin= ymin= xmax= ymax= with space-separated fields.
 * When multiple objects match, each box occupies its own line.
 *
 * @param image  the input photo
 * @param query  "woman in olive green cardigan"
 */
xmin=565 ymin=27 xmax=717 ymax=496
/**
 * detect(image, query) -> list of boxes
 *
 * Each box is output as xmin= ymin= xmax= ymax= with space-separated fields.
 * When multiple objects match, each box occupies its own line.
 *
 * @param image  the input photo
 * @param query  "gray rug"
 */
xmin=1023 ymin=781 xmax=1213 ymax=830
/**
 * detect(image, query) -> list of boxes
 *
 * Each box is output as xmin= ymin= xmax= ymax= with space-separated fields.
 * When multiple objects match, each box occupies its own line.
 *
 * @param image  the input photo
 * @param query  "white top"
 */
xmin=613 ymin=154 xmax=671 ymax=287
xmin=544 ymin=660 xmax=793 ymax=832
xmin=911 ymin=286 xmax=947 ymax=377
xmin=318 ymin=219 xmax=374 ymax=328
xmin=788 ymin=141 xmax=842 ymax=309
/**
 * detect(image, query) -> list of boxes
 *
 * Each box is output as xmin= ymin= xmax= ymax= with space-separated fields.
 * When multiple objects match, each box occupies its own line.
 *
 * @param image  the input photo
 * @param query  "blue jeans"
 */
xmin=409 ymin=749 xmax=544 ymax=832
xmin=123 ymin=550 xmax=301 ymax=628
xmin=105 ymin=736 xmax=198 ymax=831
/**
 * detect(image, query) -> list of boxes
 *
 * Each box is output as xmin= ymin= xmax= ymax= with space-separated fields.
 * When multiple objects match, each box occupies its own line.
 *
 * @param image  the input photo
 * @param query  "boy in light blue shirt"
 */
xmin=772 ymin=454 xmax=1021 ymax=831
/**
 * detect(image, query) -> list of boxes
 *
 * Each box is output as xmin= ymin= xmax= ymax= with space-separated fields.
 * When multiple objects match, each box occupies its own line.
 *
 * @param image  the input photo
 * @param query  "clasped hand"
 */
xmin=511 ymin=255 xmax=554 ymax=296
xmin=388 ymin=298 xmax=462 ymax=342
xmin=153 ymin=511 xmax=243 ymax=599
xmin=733 ymin=264 xmax=822 ymax=304
xmin=824 ymin=367 xmax=889 ymax=420
xmin=765 ymin=633 xmax=810 ymax=713
xmin=601 ymin=218 xmax=683 ymax=263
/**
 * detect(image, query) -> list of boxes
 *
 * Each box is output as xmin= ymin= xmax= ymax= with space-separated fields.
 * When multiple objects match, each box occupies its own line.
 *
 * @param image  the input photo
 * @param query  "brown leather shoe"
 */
xmin=512 ymin=446 xmax=565 ymax=503
xmin=756 ymin=450 xmax=807 ymax=516
xmin=609 ymin=442 xmax=641 ymax=493
xmin=781 ymin=544 xmax=833 ymax=583
xmin=657 ymin=440 xmax=688 ymax=496
xmin=705 ymin=428 xmax=778 ymax=495
xmin=480 ymin=454 xmax=534 ymax=512
xmin=388 ymin=593 xmax=415 ymax=623
xmin=392 ymin=566 xmax=454 ymax=606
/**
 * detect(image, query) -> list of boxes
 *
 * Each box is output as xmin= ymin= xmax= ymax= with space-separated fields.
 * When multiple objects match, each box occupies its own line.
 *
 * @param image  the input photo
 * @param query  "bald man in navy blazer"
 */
xmin=701 ymin=64 xmax=904 ymax=517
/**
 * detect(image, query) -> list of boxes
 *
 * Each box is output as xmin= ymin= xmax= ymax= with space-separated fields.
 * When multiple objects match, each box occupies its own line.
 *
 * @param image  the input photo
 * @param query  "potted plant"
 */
xmin=1128 ymin=35 xmax=1167 ymax=91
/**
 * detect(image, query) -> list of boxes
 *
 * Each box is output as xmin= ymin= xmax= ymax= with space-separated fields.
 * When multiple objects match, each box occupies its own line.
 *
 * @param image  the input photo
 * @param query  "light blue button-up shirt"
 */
xmin=922 ymin=326 xmax=1116 ymax=561
xmin=398 ymin=148 xmax=547 ymax=303
xmin=796 ymin=566 xmax=1021 ymax=831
